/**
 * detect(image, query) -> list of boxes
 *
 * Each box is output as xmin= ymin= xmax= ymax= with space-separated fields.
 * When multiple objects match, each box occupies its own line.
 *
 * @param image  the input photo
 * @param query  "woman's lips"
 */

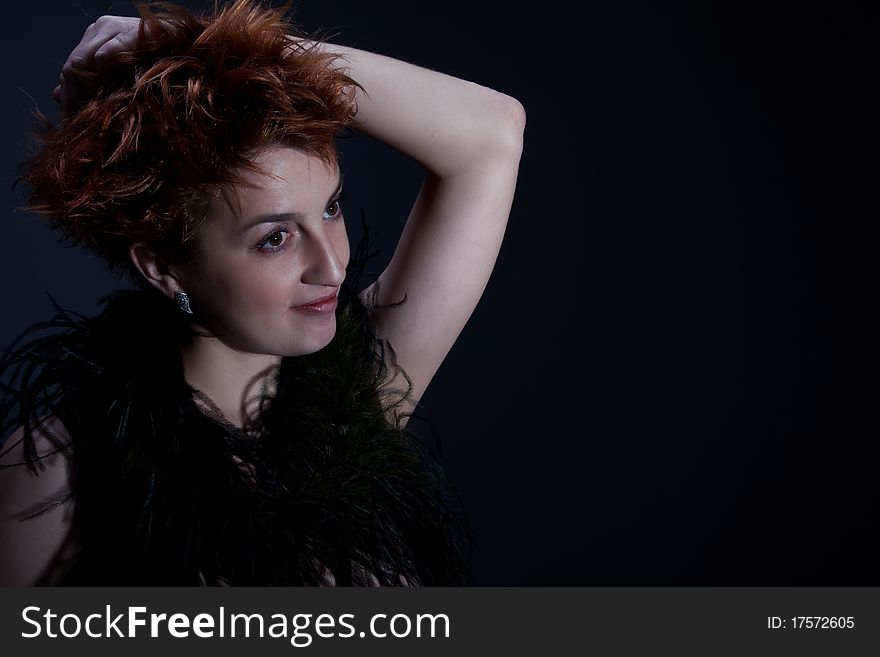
xmin=294 ymin=291 xmax=338 ymax=313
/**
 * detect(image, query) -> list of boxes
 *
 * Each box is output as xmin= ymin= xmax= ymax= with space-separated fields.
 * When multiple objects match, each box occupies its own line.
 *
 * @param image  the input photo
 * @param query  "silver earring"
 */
xmin=175 ymin=290 xmax=193 ymax=315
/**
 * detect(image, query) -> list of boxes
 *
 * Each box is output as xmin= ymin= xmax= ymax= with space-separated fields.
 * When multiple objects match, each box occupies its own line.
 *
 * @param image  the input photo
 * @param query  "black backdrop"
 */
xmin=0 ymin=1 xmax=872 ymax=584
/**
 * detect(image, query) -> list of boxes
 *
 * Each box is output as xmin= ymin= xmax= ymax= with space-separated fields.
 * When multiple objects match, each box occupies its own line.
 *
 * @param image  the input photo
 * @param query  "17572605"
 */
xmin=767 ymin=617 xmax=855 ymax=630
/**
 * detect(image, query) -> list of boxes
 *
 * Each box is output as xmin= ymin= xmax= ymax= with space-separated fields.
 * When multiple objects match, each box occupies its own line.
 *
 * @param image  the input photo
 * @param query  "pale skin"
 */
xmin=131 ymin=147 xmax=352 ymax=429
xmin=0 ymin=14 xmax=524 ymax=585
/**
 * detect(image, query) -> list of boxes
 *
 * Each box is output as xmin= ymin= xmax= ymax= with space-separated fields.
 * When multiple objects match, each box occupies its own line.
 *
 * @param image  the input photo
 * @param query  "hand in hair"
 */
xmin=53 ymin=15 xmax=141 ymax=118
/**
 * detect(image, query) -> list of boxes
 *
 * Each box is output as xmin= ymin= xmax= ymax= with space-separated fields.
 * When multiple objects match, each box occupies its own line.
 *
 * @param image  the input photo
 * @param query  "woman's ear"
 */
xmin=128 ymin=243 xmax=184 ymax=298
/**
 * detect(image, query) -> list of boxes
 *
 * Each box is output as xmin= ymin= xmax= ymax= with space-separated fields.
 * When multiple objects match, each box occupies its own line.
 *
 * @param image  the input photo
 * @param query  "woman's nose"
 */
xmin=300 ymin=228 xmax=347 ymax=287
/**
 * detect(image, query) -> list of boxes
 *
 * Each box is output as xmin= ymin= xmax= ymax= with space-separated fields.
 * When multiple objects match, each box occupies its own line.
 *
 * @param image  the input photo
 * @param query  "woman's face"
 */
xmin=181 ymin=144 xmax=350 ymax=357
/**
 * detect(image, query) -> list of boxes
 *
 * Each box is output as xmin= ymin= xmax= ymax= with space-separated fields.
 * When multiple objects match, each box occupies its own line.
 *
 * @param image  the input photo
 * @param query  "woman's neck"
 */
xmin=178 ymin=336 xmax=281 ymax=430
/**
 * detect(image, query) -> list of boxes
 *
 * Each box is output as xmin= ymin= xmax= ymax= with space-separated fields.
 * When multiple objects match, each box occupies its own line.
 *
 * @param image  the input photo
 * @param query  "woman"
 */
xmin=0 ymin=0 xmax=524 ymax=585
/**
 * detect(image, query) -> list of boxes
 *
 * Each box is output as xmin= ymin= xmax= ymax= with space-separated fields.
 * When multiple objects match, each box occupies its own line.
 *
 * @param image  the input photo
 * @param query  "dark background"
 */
xmin=0 ymin=1 xmax=872 ymax=584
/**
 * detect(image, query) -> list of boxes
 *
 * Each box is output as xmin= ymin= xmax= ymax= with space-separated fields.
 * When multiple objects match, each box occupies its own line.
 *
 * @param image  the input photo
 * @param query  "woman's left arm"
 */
xmin=303 ymin=38 xmax=526 ymax=420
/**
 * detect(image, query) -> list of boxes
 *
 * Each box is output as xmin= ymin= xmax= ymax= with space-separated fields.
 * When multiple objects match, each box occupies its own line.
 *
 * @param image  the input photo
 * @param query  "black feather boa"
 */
xmin=0 ymin=226 xmax=471 ymax=586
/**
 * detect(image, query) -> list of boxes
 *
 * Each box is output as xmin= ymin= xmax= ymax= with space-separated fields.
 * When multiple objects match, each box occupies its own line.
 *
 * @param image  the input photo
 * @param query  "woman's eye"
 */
xmin=257 ymin=229 xmax=291 ymax=253
xmin=256 ymin=197 xmax=344 ymax=254
xmin=324 ymin=195 xmax=346 ymax=221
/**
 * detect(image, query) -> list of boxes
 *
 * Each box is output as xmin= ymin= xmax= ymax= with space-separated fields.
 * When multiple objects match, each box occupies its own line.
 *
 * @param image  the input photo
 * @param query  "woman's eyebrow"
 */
xmin=240 ymin=171 xmax=344 ymax=231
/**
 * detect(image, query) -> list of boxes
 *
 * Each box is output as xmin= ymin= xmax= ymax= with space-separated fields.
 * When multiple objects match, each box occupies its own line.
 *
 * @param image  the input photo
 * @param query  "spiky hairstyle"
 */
xmin=18 ymin=0 xmax=362 ymax=281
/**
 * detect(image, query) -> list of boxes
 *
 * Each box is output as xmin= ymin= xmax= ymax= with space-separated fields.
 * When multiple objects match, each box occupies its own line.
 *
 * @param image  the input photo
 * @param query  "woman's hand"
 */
xmin=53 ymin=15 xmax=141 ymax=118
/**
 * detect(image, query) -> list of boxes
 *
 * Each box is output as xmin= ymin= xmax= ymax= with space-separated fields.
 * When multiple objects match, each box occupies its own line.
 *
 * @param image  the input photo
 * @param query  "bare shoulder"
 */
xmin=0 ymin=416 xmax=79 ymax=586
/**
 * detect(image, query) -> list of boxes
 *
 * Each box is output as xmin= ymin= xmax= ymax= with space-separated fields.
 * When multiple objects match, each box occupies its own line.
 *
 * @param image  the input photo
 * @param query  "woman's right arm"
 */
xmin=0 ymin=418 xmax=77 ymax=586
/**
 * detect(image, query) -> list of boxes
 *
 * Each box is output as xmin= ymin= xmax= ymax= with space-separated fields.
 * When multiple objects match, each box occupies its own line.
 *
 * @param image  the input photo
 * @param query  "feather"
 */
xmin=0 ymin=210 xmax=471 ymax=586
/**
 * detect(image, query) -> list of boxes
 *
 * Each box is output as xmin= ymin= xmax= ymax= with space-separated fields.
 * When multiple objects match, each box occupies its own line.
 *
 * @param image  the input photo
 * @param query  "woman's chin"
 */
xmin=284 ymin=320 xmax=338 ymax=356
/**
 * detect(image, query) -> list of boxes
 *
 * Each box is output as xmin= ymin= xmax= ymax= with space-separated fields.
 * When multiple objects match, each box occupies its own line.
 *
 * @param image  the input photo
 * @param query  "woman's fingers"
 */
xmin=56 ymin=16 xmax=142 ymax=118
xmin=52 ymin=74 xmax=63 ymax=104
xmin=94 ymin=32 xmax=137 ymax=71
xmin=93 ymin=17 xmax=142 ymax=72
xmin=58 ymin=55 xmax=98 ymax=118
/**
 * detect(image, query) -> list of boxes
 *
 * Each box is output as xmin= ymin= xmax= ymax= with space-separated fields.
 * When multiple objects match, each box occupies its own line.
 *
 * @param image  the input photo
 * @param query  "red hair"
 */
xmin=18 ymin=0 xmax=362 ymax=279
